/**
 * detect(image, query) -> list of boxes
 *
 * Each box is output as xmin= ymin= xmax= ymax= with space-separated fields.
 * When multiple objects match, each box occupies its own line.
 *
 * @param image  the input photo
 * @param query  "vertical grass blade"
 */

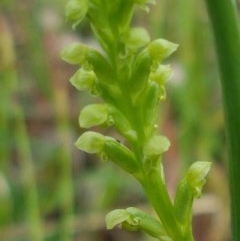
xmin=1 ymin=14 xmax=43 ymax=240
xmin=204 ymin=0 xmax=240 ymax=240
xmin=52 ymin=82 xmax=74 ymax=241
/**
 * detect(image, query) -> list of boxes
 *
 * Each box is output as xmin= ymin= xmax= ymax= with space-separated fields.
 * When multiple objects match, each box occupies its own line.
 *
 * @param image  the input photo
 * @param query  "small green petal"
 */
xmin=125 ymin=27 xmax=150 ymax=49
xmin=186 ymin=161 xmax=211 ymax=187
xmin=148 ymin=39 xmax=178 ymax=62
xmin=61 ymin=43 xmax=89 ymax=65
xmin=144 ymin=135 xmax=170 ymax=156
xmin=150 ymin=65 xmax=173 ymax=86
xmin=69 ymin=68 xmax=96 ymax=90
xmin=75 ymin=131 xmax=105 ymax=154
xmin=105 ymin=209 xmax=130 ymax=229
xmin=79 ymin=104 xmax=108 ymax=128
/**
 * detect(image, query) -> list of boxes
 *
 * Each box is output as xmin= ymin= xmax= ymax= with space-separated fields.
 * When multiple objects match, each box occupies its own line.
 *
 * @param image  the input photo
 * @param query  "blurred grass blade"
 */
xmin=204 ymin=0 xmax=240 ymax=240
xmin=0 ymin=15 xmax=44 ymax=241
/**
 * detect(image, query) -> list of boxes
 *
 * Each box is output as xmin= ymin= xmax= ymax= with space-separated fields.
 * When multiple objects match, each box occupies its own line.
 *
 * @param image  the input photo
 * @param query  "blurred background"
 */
xmin=0 ymin=0 xmax=234 ymax=240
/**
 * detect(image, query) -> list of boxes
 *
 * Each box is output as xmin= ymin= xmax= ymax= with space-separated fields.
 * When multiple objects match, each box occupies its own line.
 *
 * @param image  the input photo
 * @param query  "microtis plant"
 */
xmin=61 ymin=1 xmax=211 ymax=241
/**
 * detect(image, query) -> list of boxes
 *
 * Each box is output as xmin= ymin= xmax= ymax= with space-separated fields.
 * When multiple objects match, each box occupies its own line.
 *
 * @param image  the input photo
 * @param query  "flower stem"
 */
xmin=141 ymin=173 xmax=183 ymax=241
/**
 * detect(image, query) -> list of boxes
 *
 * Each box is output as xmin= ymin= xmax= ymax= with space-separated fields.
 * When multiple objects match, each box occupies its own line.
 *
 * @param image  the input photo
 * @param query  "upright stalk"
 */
xmin=62 ymin=1 xmax=211 ymax=240
xmin=204 ymin=1 xmax=240 ymax=240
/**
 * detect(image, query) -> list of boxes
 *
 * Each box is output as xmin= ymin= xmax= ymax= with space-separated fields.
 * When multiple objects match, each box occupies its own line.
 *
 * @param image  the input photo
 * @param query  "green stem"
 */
xmin=204 ymin=1 xmax=240 ymax=240
xmin=141 ymin=169 xmax=186 ymax=241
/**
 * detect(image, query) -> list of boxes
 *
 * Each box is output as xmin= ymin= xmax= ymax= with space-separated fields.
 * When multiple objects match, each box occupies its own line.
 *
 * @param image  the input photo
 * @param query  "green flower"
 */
xmin=75 ymin=131 xmax=105 ymax=154
xmin=106 ymin=207 xmax=171 ymax=240
xmin=124 ymin=27 xmax=151 ymax=50
xmin=79 ymin=104 xmax=109 ymax=128
xmin=61 ymin=43 xmax=89 ymax=64
xmin=144 ymin=135 xmax=170 ymax=157
xmin=65 ymin=0 xmax=88 ymax=29
xmin=186 ymin=161 xmax=211 ymax=196
xmin=150 ymin=65 xmax=173 ymax=86
xmin=148 ymin=39 xmax=178 ymax=62
xmin=69 ymin=68 xmax=96 ymax=90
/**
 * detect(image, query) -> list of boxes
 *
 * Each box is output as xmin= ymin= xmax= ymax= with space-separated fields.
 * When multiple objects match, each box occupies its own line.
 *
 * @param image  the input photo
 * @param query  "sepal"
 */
xmin=79 ymin=104 xmax=109 ymax=128
xmin=69 ymin=68 xmax=96 ymax=91
xmin=124 ymin=27 xmax=150 ymax=50
xmin=147 ymin=39 xmax=178 ymax=62
xmin=143 ymin=135 xmax=170 ymax=157
xmin=186 ymin=161 xmax=211 ymax=197
xmin=75 ymin=131 xmax=105 ymax=154
xmin=150 ymin=64 xmax=173 ymax=86
xmin=61 ymin=43 xmax=90 ymax=65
